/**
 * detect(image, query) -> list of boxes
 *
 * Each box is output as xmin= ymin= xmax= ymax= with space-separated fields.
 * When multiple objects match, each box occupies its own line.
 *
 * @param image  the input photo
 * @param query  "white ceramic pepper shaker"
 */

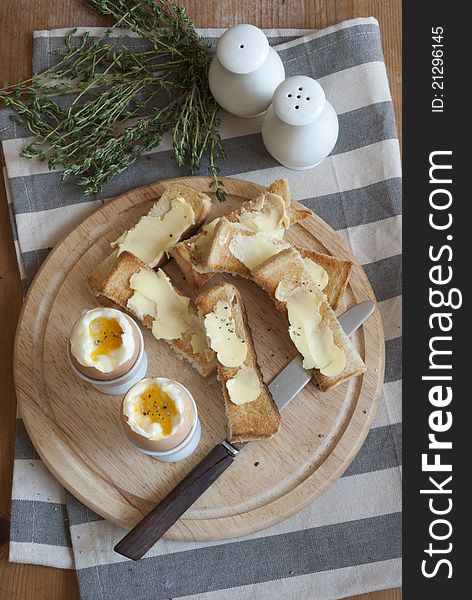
xmin=208 ymin=24 xmax=285 ymax=118
xmin=261 ymin=75 xmax=339 ymax=169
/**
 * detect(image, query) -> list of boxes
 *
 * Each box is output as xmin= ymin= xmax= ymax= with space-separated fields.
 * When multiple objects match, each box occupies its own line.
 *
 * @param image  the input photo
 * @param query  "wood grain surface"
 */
xmin=0 ymin=1 xmax=402 ymax=599
xmin=14 ymin=176 xmax=384 ymax=540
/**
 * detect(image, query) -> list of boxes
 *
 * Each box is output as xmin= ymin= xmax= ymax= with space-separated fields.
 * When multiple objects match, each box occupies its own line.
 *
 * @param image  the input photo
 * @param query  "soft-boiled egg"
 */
xmin=69 ymin=308 xmax=140 ymax=381
xmin=121 ymin=377 xmax=195 ymax=452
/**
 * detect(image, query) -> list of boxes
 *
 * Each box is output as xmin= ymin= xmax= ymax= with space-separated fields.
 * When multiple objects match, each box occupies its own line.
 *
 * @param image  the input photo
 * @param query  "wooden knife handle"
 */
xmin=114 ymin=444 xmax=235 ymax=560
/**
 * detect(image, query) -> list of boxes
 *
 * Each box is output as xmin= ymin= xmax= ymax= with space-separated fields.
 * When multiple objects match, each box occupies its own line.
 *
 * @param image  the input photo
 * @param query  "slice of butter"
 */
xmin=226 ymin=366 xmax=261 ymax=405
xmin=314 ymin=329 xmax=347 ymax=376
xmin=239 ymin=194 xmax=290 ymax=236
xmin=204 ymin=299 xmax=247 ymax=367
xmin=128 ymin=268 xmax=205 ymax=349
xmin=114 ymin=197 xmax=195 ymax=268
xmin=229 ymin=232 xmax=290 ymax=270
xmin=303 ymin=258 xmax=329 ymax=291
xmin=275 ymin=285 xmax=346 ymax=376
xmin=127 ymin=290 xmax=157 ymax=321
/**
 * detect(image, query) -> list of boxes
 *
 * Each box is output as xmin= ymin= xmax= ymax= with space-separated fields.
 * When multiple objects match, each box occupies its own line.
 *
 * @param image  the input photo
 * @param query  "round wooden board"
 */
xmin=14 ymin=176 xmax=384 ymax=541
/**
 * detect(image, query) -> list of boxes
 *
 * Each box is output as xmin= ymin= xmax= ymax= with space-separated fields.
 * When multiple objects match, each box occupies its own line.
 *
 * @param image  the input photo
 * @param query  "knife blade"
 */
xmin=114 ymin=300 xmax=375 ymax=560
xmin=271 ymin=299 xmax=375 ymax=411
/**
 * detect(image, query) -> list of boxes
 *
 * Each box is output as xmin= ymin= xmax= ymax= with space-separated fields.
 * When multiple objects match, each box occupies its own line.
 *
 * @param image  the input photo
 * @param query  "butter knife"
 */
xmin=114 ymin=300 xmax=375 ymax=560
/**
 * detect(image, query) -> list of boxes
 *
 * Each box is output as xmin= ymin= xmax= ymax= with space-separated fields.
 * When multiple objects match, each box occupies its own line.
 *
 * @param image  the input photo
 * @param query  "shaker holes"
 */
xmin=288 ymin=93 xmax=292 ymax=97
xmin=295 ymin=105 xmax=299 ymax=109
xmin=239 ymin=44 xmax=244 ymax=48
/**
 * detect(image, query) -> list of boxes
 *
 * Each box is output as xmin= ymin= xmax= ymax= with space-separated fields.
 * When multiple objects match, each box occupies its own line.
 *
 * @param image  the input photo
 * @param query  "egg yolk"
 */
xmin=89 ymin=317 xmax=123 ymax=361
xmin=135 ymin=384 xmax=178 ymax=437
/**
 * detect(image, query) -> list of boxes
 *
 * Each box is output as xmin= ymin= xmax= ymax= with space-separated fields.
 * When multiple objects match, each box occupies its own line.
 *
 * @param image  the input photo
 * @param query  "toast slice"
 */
xmin=199 ymin=218 xmax=352 ymax=311
xmin=251 ymin=248 xmax=365 ymax=391
xmin=267 ymin=178 xmax=291 ymax=205
xmin=95 ymin=251 xmax=216 ymax=377
xmin=88 ymin=183 xmax=212 ymax=292
xmin=227 ymin=189 xmax=311 ymax=230
xmin=196 ymin=282 xmax=281 ymax=442
xmin=295 ymin=246 xmax=352 ymax=313
xmin=263 ymin=178 xmax=311 ymax=224
xmin=170 ymin=179 xmax=310 ymax=288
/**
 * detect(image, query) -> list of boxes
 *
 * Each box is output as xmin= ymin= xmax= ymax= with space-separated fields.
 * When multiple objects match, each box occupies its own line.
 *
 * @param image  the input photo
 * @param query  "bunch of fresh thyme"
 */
xmin=0 ymin=0 xmax=227 ymax=200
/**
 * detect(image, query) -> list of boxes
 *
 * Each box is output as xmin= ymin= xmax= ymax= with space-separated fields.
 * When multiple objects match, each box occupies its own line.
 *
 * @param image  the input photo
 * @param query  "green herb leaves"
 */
xmin=0 ymin=0 xmax=226 ymax=200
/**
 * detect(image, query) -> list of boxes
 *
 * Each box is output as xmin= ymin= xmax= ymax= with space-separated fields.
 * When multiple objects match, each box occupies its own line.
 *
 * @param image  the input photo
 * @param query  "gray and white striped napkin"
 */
xmin=1 ymin=18 xmax=402 ymax=600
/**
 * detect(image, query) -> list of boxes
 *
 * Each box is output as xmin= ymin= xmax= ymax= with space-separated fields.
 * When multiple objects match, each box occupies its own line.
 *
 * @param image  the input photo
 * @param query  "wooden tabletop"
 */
xmin=0 ymin=1 xmax=401 ymax=598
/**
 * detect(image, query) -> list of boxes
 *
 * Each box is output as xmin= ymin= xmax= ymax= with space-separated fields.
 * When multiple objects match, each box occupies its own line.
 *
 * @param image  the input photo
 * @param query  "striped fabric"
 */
xmin=1 ymin=18 xmax=402 ymax=599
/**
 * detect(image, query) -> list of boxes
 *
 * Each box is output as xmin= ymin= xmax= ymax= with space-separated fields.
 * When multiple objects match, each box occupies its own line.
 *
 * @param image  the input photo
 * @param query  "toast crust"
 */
xmin=170 ymin=241 xmax=214 ymax=288
xmin=201 ymin=219 xmax=253 ymax=276
xmin=95 ymin=251 xmax=216 ymax=377
xmin=196 ymin=282 xmax=281 ymax=442
xmin=267 ymin=178 xmax=291 ymax=205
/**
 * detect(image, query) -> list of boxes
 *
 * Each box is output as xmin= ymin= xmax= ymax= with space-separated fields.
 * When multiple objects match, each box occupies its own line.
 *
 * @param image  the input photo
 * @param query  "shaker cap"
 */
xmin=273 ymin=76 xmax=326 ymax=126
xmin=217 ymin=24 xmax=270 ymax=75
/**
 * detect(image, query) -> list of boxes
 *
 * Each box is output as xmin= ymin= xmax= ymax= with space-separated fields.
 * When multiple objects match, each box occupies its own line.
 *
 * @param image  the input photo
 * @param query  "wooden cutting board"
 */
xmin=14 ymin=176 xmax=384 ymax=541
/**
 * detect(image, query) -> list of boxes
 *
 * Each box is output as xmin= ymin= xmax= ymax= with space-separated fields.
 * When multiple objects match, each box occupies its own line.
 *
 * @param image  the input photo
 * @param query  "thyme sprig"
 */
xmin=0 ymin=0 xmax=227 ymax=199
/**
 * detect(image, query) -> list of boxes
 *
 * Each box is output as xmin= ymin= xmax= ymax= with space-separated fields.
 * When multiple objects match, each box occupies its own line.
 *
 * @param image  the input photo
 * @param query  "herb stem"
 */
xmin=0 ymin=0 xmax=226 ymax=200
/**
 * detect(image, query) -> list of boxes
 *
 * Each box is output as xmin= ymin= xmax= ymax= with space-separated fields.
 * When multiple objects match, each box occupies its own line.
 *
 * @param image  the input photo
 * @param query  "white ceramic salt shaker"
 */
xmin=261 ymin=75 xmax=339 ymax=169
xmin=208 ymin=24 xmax=285 ymax=118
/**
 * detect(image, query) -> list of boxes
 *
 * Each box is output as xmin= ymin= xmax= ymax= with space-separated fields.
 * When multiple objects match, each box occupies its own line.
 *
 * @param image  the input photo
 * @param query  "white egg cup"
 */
xmin=66 ymin=324 xmax=148 ymax=396
xmin=209 ymin=24 xmax=285 ymax=118
xmin=262 ymin=75 xmax=339 ymax=169
xmin=125 ymin=390 xmax=202 ymax=463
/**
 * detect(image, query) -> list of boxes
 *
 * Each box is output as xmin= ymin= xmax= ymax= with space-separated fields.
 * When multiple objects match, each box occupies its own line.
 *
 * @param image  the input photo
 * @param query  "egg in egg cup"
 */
xmin=121 ymin=377 xmax=201 ymax=462
xmin=67 ymin=307 xmax=147 ymax=395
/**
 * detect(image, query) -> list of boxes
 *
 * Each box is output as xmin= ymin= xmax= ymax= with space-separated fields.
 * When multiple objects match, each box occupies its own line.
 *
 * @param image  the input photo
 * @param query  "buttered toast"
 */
xmin=198 ymin=218 xmax=352 ymax=311
xmin=251 ymin=248 xmax=365 ymax=391
xmin=295 ymin=246 xmax=352 ymax=313
xmin=227 ymin=179 xmax=311 ymax=227
xmin=88 ymin=183 xmax=212 ymax=293
xmin=170 ymin=179 xmax=310 ymax=289
xmin=95 ymin=251 xmax=216 ymax=377
xmin=196 ymin=283 xmax=281 ymax=442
